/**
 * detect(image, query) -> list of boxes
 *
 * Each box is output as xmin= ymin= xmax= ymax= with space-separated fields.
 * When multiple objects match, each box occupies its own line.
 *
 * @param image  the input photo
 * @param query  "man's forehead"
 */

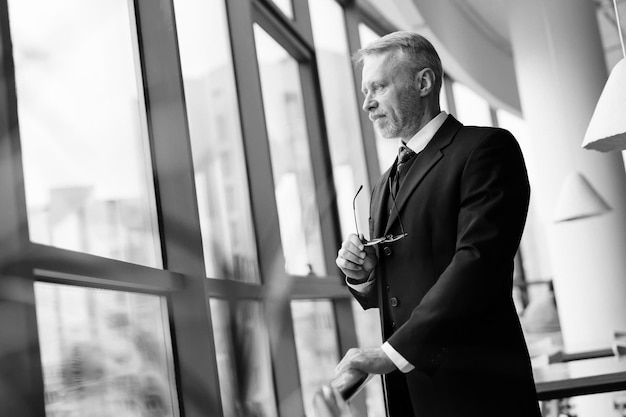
xmin=361 ymin=52 xmax=403 ymax=85
xmin=362 ymin=51 xmax=392 ymax=68
xmin=362 ymin=53 xmax=392 ymax=77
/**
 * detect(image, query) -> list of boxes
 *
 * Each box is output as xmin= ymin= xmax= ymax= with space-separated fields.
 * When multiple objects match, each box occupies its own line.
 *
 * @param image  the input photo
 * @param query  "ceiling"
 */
xmin=362 ymin=0 xmax=626 ymax=112
xmin=462 ymin=0 xmax=626 ymax=70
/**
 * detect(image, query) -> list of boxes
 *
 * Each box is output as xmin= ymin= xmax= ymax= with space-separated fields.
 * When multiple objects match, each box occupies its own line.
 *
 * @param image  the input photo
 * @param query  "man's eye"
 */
xmin=363 ymin=85 xmax=383 ymax=97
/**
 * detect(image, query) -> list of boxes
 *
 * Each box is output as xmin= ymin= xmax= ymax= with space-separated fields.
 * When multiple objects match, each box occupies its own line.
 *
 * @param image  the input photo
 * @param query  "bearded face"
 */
xmin=361 ymin=52 xmax=425 ymax=141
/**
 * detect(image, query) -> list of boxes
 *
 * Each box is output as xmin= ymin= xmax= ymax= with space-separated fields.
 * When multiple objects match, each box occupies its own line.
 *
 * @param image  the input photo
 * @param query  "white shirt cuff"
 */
xmin=345 ymin=274 xmax=375 ymax=293
xmin=382 ymin=341 xmax=415 ymax=373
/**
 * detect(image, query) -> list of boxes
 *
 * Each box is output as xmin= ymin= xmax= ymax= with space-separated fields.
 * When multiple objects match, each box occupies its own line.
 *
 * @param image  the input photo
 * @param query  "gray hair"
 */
xmin=353 ymin=31 xmax=443 ymax=96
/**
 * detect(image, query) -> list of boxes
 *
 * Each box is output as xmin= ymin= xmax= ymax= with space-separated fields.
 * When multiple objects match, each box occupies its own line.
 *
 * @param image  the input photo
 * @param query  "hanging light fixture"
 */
xmin=553 ymin=172 xmax=611 ymax=223
xmin=582 ymin=0 xmax=626 ymax=152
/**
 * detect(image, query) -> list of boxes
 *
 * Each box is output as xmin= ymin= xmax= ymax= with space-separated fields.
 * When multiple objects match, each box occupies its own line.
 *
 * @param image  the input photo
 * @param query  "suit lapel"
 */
xmin=385 ymin=116 xmax=463 ymax=234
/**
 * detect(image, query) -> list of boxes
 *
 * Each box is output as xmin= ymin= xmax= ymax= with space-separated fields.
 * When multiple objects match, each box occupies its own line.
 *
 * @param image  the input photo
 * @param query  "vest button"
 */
xmin=390 ymin=297 xmax=399 ymax=307
xmin=383 ymin=246 xmax=392 ymax=256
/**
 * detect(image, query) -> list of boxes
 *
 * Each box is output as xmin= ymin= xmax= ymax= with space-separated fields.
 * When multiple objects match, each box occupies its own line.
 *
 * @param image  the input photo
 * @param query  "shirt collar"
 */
xmin=403 ymin=111 xmax=448 ymax=154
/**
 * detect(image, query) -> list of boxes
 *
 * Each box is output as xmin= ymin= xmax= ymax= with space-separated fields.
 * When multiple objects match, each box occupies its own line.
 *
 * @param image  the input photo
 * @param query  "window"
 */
xmin=253 ymin=25 xmax=326 ymax=277
xmin=440 ymin=79 xmax=450 ymax=114
xmin=8 ymin=0 xmax=161 ymax=268
xmin=451 ymin=82 xmax=492 ymax=127
xmin=34 ymin=283 xmax=178 ymax=416
xmin=173 ymin=0 xmax=260 ymax=282
xmin=1 ymin=1 xmax=402 ymax=416
xmin=210 ymin=299 xmax=278 ymax=417
xmin=351 ymin=300 xmax=386 ymax=417
xmin=309 ymin=0 xmax=370 ymax=239
xmin=291 ymin=300 xmax=340 ymax=417
xmin=357 ymin=23 xmax=380 ymax=48
xmin=270 ymin=0 xmax=294 ymax=19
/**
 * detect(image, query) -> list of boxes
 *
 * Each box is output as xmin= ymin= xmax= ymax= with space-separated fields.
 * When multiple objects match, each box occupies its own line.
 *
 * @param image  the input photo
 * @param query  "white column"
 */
xmin=509 ymin=0 xmax=626 ymax=414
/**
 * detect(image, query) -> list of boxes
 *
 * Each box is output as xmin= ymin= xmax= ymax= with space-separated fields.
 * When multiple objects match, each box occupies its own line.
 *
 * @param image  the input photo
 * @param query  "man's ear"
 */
xmin=417 ymin=68 xmax=436 ymax=97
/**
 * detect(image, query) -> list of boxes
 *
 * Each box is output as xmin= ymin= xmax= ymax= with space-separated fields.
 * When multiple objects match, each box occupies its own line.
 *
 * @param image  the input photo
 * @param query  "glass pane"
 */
xmin=271 ymin=0 xmax=293 ymax=19
xmin=34 ymin=282 xmax=179 ymax=417
xmin=357 ymin=23 xmax=380 ymax=49
xmin=210 ymin=299 xmax=278 ymax=417
xmin=451 ymin=82 xmax=493 ymax=127
xmin=8 ymin=0 xmax=161 ymax=267
xmin=309 ymin=0 xmax=370 ymax=239
xmin=173 ymin=0 xmax=260 ymax=282
xmin=357 ymin=24 xmax=397 ymax=173
xmin=440 ymin=79 xmax=450 ymax=114
xmin=350 ymin=300 xmax=386 ymax=417
xmin=291 ymin=300 xmax=340 ymax=417
xmin=254 ymin=25 xmax=326 ymax=277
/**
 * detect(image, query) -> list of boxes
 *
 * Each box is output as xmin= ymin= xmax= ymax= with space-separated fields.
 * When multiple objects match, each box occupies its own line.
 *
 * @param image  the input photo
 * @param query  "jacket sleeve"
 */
xmin=348 ymin=273 xmax=379 ymax=310
xmin=386 ymin=129 xmax=530 ymax=371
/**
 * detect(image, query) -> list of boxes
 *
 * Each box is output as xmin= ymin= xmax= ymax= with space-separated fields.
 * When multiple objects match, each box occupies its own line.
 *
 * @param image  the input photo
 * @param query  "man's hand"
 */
xmin=335 ymin=347 xmax=396 ymax=376
xmin=335 ymin=234 xmax=378 ymax=281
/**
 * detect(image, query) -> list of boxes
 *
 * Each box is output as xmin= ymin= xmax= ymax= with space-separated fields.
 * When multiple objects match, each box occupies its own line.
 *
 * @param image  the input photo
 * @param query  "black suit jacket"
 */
xmin=351 ymin=116 xmax=540 ymax=417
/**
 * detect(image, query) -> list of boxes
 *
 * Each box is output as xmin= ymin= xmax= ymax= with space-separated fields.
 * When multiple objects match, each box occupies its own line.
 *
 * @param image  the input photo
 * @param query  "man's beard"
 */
xmin=375 ymin=91 xmax=423 ymax=139
xmin=376 ymin=115 xmax=403 ymax=138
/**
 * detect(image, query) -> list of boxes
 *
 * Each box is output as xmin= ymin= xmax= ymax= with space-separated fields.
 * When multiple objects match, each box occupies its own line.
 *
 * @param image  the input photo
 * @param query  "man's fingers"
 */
xmin=336 ymin=247 xmax=365 ymax=269
xmin=348 ymin=233 xmax=365 ymax=247
xmin=344 ymin=236 xmax=366 ymax=256
xmin=335 ymin=235 xmax=368 ymax=272
xmin=336 ymin=347 xmax=395 ymax=375
xmin=335 ymin=348 xmax=361 ymax=375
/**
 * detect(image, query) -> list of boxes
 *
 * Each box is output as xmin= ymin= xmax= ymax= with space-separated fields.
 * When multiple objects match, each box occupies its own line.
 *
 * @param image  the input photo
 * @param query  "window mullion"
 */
xmin=291 ymin=0 xmax=315 ymax=47
xmin=133 ymin=0 xmax=222 ymax=416
xmin=0 ymin=4 xmax=45 ymax=413
xmin=253 ymin=0 xmax=313 ymax=61
xmin=297 ymin=61 xmax=344 ymax=279
xmin=343 ymin=4 xmax=381 ymax=186
xmin=225 ymin=1 xmax=303 ymax=416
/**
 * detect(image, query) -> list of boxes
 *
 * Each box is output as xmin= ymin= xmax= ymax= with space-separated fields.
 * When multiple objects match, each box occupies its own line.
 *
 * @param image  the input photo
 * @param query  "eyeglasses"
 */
xmin=352 ymin=182 xmax=407 ymax=247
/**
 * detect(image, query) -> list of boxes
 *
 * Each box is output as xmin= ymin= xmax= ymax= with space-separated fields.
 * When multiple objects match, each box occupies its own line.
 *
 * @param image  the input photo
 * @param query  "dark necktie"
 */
xmin=392 ymin=145 xmax=416 ymax=196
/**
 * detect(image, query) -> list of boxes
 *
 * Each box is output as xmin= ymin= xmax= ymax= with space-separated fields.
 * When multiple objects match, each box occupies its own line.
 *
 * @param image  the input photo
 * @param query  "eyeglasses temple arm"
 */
xmin=353 ymin=185 xmax=363 ymax=237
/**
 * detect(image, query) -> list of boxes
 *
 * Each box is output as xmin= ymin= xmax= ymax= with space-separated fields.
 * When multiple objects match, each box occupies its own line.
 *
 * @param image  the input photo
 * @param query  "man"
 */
xmin=335 ymin=31 xmax=540 ymax=417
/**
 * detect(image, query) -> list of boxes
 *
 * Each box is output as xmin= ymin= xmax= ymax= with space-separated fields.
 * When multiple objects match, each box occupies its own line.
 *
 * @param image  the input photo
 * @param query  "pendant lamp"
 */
xmin=582 ymin=0 xmax=626 ymax=151
xmin=553 ymin=172 xmax=611 ymax=222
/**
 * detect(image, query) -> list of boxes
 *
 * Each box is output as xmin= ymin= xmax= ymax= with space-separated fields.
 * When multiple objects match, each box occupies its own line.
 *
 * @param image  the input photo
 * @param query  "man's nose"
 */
xmin=362 ymin=94 xmax=377 ymax=112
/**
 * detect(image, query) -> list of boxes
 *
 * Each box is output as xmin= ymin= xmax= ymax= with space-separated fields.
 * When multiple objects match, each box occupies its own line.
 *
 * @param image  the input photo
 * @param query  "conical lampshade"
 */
xmin=582 ymin=58 xmax=626 ymax=151
xmin=553 ymin=172 xmax=611 ymax=223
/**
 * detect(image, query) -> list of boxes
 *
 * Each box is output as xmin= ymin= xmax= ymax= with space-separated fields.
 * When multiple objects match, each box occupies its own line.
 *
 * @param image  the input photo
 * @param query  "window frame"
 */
xmin=0 ymin=0 xmax=427 ymax=416
xmin=0 ymin=0 xmax=223 ymax=415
